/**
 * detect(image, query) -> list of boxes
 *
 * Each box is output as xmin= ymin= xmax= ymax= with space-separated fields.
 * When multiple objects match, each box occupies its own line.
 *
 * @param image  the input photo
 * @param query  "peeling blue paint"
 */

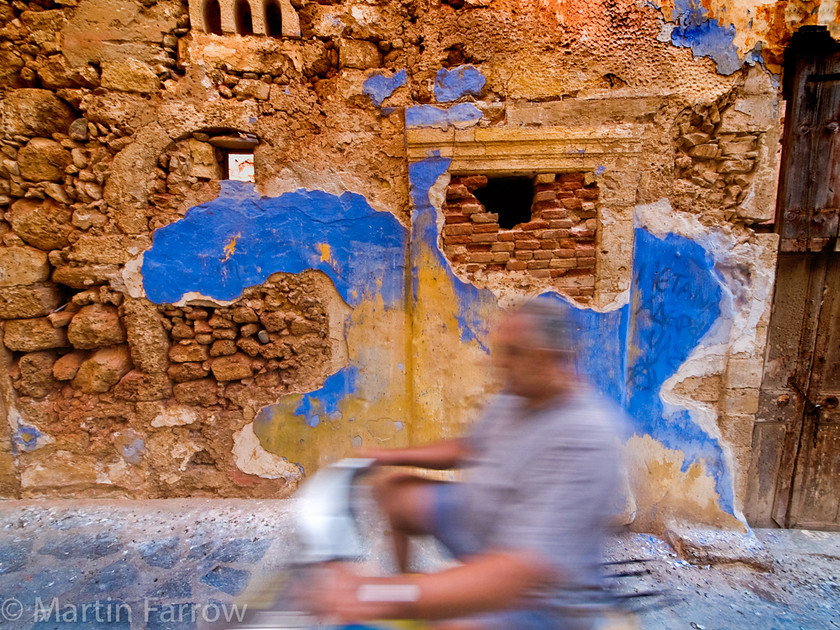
xmin=406 ymin=104 xmax=482 ymax=129
xmin=409 ymin=156 xmax=494 ymax=349
xmin=434 ymin=65 xmax=486 ymax=102
xmin=119 ymin=436 xmax=145 ymax=465
xmin=669 ymin=0 xmax=741 ymax=75
xmin=142 ymin=181 xmax=407 ymax=309
xmin=407 ymin=156 xmax=735 ymax=516
xmin=595 ymin=165 xmax=606 ymax=176
xmin=363 ymin=69 xmax=407 ymax=107
xmin=13 ymin=424 xmax=44 ymax=453
xmin=292 ymin=367 xmax=360 ymax=428
xmin=626 ymin=229 xmax=732 ymax=513
xmin=537 ymin=233 xmax=731 ymax=513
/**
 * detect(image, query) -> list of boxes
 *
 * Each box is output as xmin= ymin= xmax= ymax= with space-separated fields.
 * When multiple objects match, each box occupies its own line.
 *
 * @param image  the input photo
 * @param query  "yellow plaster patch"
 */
xmin=221 ymin=232 xmax=241 ymax=262
xmin=624 ymin=434 xmax=746 ymax=534
xmin=256 ymin=291 xmax=411 ymax=475
xmin=318 ymin=243 xmax=333 ymax=264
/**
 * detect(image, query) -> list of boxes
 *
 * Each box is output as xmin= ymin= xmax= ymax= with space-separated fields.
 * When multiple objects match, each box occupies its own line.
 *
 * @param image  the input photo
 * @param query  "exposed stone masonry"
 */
xmin=6 ymin=270 xmax=331 ymax=498
xmin=442 ymin=173 xmax=599 ymax=301
xmin=673 ymin=93 xmax=764 ymax=218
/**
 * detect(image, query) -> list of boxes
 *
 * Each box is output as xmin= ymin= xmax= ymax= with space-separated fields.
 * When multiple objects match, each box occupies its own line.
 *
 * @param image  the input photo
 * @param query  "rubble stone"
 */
xmin=0 ymin=89 xmax=73 ymax=137
xmin=122 ymin=298 xmax=170 ymax=374
xmin=173 ymin=379 xmax=218 ymax=406
xmin=0 ymin=246 xmax=49 ymax=287
xmin=0 ymin=284 xmax=62 ymax=319
xmin=210 ymin=340 xmax=237 ymax=356
xmin=187 ymin=139 xmax=222 ymax=180
xmin=0 ymin=51 xmax=24 ymax=87
xmin=169 ymin=343 xmax=210 ymax=363
xmin=101 ymin=59 xmax=160 ymax=94
xmin=231 ymin=307 xmax=258 ymax=323
xmin=18 ymin=138 xmax=73 ymax=182
xmin=113 ymin=371 xmax=173 ymax=401
xmin=233 ymin=79 xmax=271 ymax=101
xmin=35 ymin=55 xmax=100 ymax=90
xmin=16 ymin=351 xmax=58 ymax=398
xmin=72 ymin=345 xmax=133 ymax=394
xmin=4 ymin=318 xmax=68 ymax=351
xmin=211 ymin=354 xmax=254 ymax=381
xmin=67 ymin=304 xmax=127 ymax=349
xmin=66 ymin=235 xmax=151 ymax=265
xmin=68 ymin=118 xmax=89 ymax=142
xmin=52 ymin=351 xmax=86 ymax=381
xmin=52 ymin=264 xmax=121 ymax=289
xmin=167 ymin=362 xmax=209 ymax=382
xmin=19 ymin=9 xmax=67 ymax=50
xmin=9 ymin=198 xmax=73 ymax=250
xmin=80 ymin=92 xmax=155 ymax=135
xmin=339 ymin=39 xmax=382 ymax=69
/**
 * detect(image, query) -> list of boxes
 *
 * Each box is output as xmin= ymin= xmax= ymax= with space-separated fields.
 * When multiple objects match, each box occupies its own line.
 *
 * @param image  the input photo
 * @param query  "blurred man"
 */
xmin=314 ymin=299 xmax=623 ymax=630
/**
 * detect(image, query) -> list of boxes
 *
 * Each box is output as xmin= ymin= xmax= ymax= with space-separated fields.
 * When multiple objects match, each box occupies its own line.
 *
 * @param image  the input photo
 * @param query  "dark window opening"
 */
xmin=203 ymin=0 xmax=223 ymax=35
xmin=265 ymin=0 xmax=283 ymax=38
xmin=235 ymin=0 xmax=254 ymax=35
xmin=473 ymin=177 xmax=534 ymax=229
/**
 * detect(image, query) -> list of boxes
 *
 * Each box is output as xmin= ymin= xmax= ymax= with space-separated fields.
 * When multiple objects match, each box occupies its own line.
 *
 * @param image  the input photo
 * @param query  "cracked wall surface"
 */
xmin=0 ymin=0 xmax=830 ymax=534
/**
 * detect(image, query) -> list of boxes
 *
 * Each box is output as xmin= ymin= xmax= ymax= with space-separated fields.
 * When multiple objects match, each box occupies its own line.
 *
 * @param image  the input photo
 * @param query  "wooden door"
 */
xmin=777 ymin=27 xmax=840 ymax=252
xmin=747 ymin=252 xmax=840 ymax=529
xmin=787 ymin=252 xmax=840 ymax=528
xmin=746 ymin=28 xmax=840 ymax=529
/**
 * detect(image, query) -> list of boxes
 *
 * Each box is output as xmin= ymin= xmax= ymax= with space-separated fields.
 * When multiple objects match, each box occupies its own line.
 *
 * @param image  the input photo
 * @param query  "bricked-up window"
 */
xmin=235 ymin=0 xmax=254 ymax=35
xmin=265 ymin=0 xmax=283 ymax=38
xmin=441 ymin=173 xmax=599 ymax=300
xmin=204 ymin=0 xmax=223 ymax=35
xmin=473 ymin=177 xmax=534 ymax=229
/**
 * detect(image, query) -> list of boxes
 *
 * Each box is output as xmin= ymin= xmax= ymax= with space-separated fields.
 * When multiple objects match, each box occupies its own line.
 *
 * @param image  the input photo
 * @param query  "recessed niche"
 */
xmin=235 ymin=0 xmax=254 ymax=35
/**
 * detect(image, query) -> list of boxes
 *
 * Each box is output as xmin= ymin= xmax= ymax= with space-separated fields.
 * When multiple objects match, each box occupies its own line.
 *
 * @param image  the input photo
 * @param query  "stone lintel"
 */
xmin=406 ymin=125 xmax=646 ymax=174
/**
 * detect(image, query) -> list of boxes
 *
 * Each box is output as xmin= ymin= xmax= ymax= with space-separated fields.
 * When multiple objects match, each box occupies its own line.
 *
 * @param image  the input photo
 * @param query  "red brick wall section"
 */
xmin=441 ymin=173 xmax=598 ymax=300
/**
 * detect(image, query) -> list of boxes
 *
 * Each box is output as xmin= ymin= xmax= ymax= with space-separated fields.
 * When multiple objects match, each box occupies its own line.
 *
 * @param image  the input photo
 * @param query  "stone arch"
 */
xmin=264 ymin=0 xmax=282 ymax=38
xmin=203 ymin=0 xmax=223 ymax=35
xmin=234 ymin=0 xmax=254 ymax=36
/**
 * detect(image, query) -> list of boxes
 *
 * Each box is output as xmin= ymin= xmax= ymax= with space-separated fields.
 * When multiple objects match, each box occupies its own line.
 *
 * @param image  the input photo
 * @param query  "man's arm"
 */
xmin=313 ymin=549 xmax=556 ymax=623
xmin=360 ymin=438 xmax=469 ymax=470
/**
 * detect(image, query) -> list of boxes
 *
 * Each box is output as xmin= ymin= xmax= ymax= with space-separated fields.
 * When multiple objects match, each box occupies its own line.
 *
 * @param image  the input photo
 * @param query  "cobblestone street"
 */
xmin=0 ymin=500 xmax=837 ymax=630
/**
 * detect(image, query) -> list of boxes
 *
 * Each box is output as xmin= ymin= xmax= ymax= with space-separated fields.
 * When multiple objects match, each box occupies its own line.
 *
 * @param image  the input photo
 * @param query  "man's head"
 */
xmin=491 ymin=299 xmax=579 ymax=404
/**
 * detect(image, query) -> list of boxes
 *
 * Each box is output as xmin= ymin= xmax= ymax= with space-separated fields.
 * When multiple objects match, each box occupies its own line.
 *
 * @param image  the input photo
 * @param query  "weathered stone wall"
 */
xmin=0 ymin=0 xmax=833 ymax=535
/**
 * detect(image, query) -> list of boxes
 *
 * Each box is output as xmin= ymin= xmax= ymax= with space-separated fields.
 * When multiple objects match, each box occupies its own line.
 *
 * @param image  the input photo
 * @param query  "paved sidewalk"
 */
xmin=0 ymin=500 xmax=837 ymax=629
